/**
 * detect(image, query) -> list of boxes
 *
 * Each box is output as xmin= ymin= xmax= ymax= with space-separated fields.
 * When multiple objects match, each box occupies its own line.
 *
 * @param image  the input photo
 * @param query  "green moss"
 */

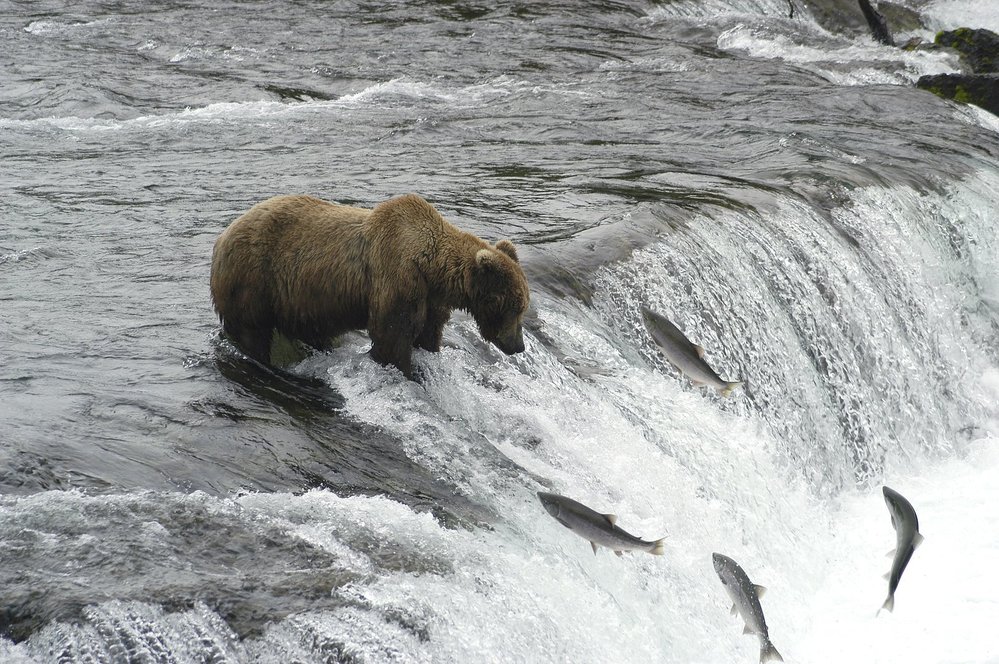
xmin=952 ymin=85 xmax=974 ymax=104
xmin=921 ymin=81 xmax=980 ymax=107
xmin=936 ymin=27 xmax=974 ymax=49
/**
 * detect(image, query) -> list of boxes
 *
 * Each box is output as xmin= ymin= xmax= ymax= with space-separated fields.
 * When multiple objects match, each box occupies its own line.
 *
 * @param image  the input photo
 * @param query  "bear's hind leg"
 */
xmin=224 ymin=324 xmax=274 ymax=364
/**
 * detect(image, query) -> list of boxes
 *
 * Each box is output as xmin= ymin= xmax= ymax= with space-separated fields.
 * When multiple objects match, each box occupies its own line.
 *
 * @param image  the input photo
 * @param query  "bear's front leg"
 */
xmin=369 ymin=341 xmax=413 ymax=378
xmin=368 ymin=295 xmax=425 ymax=379
xmin=414 ymin=303 xmax=450 ymax=352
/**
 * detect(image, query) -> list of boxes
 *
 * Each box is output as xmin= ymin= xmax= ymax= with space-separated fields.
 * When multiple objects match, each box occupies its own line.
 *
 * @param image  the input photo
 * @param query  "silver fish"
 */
xmin=640 ymin=306 xmax=743 ymax=396
xmin=712 ymin=553 xmax=783 ymax=663
xmin=880 ymin=485 xmax=923 ymax=613
xmin=537 ymin=492 xmax=665 ymax=556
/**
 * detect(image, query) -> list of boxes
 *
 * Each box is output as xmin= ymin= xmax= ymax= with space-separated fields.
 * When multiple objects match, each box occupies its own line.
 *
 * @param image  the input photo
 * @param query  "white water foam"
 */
xmin=923 ymin=0 xmax=999 ymax=33
xmin=335 ymin=75 xmax=527 ymax=107
xmin=0 ymin=76 xmax=532 ymax=134
xmin=2 ymin=172 xmax=995 ymax=664
xmin=0 ymin=247 xmax=59 ymax=264
xmin=290 ymin=306 xmax=815 ymax=662
xmin=716 ymin=22 xmax=960 ymax=84
xmin=168 ymin=44 xmax=261 ymax=63
xmin=598 ymin=56 xmax=691 ymax=74
xmin=795 ymin=433 xmax=999 ymax=663
xmin=279 ymin=276 xmax=998 ymax=664
xmin=957 ymin=102 xmax=999 ymax=134
xmin=2 ymin=433 xmax=995 ymax=664
xmin=239 ymin=169 xmax=998 ymax=662
xmin=23 ymin=17 xmax=118 ymax=37
xmin=646 ymin=0 xmax=796 ymax=20
xmin=0 ymin=307 xmax=995 ymax=664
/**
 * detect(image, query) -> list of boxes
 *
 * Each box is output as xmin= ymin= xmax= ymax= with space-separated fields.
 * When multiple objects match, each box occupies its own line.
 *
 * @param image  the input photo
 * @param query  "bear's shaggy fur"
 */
xmin=210 ymin=193 xmax=530 ymax=378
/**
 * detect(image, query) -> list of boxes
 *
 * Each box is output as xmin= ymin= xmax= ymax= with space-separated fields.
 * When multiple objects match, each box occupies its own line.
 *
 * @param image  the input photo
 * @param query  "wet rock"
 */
xmin=804 ymin=0 xmax=922 ymax=41
xmin=910 ymin=26 xmax=999 ymax=115
xmin=935 ymin=28 xmax=999 ymax=74
xmin=878 ymin=2 xmax=925 ymax=34
xmin=805 ymin=0 xmax=871 ymax=38
xmin=916 ymin=73 xmax=999 ymax=116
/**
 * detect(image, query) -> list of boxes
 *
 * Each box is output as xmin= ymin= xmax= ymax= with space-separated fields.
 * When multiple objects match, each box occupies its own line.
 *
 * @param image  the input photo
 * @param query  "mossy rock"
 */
xmin=916 ymin=73 xmax=999 ymax=116
xmin=935 ymin=28 xmax=999 ymax=74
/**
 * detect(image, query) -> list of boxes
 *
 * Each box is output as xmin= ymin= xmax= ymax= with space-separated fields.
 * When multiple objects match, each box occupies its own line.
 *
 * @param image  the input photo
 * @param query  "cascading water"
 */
xmin=2 ymin=0 xmax=998 ymax=662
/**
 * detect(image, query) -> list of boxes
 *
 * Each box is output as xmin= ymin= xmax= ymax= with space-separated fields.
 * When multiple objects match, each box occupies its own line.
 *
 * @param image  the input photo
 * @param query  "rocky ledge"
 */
xmin=916 ymin=28 xmax=999 ymax=116
xmin=916 ymin=73 xmax=999 ymax=116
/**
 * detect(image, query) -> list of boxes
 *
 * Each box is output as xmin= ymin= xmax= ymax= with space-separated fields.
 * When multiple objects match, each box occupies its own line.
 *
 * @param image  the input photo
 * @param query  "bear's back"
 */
xmin=260 ymin=195 xmax=370 ymax=242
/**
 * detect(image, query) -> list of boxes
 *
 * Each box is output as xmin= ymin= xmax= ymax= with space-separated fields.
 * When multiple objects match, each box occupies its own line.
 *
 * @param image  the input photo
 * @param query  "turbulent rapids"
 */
xmin=1 ymin=0 xmax=998 ymax=662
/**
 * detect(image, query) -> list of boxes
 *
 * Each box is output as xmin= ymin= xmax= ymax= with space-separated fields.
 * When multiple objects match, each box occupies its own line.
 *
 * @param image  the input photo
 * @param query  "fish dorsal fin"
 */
xmin=730 ymin=604 xmax=738 ymax=616
xmin=591 ymin=542 xmax=599 ymax=555
xmin=913 ymin=532 xmax=925 ymax=549
xmin=603 ymin=514 xmax=617 ymax=527
xmin=754 ymin=585 xmax=767 ymax=598
xmin=694 ymin=344 xmax=705 ymax=358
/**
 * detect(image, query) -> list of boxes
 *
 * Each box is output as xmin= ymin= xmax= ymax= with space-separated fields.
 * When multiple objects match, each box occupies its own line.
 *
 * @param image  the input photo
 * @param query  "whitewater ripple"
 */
xmin=0 ymin=76 xmax=537 ymax=134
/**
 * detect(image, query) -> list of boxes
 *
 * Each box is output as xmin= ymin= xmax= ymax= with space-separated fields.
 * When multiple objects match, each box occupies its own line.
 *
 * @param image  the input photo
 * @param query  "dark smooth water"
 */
xmin=2 ymin=0 xmax=999 ymax=661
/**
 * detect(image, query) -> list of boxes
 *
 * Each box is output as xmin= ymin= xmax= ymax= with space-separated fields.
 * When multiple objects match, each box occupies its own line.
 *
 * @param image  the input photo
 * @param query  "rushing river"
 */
xmin=2 ymin=0 xmax=998 ymax=661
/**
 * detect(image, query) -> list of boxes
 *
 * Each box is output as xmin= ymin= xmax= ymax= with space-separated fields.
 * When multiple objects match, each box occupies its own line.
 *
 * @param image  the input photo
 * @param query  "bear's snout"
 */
xmin=493 ymin=327 xmax=525 ymax=355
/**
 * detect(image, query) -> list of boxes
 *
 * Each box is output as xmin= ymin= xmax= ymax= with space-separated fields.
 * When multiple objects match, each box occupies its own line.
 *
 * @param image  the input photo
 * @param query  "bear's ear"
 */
xmin=476 ymin=248 xmax=500 ymax=269
xmin=495 ymin=240 xmax=519 ymax=263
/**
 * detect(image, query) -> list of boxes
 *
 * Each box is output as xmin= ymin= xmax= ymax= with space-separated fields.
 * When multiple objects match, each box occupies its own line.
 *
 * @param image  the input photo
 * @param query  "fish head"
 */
xmin=882 ymin=486 xmax=908 ymax=521
xmin=536 ymin=492 xmax=561 ymax=518
xmin=712 ymin=552 xmax=733 ymax=576
xmin=640 ymin=306 xmax=674 ymax=350
xmin=640 ymin=306 xmax=659 ymax=333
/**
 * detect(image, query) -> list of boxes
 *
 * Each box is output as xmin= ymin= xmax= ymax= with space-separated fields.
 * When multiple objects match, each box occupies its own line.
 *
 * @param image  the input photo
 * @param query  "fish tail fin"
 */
xmin=760 ymin=639 xmax=784 ymax=663
xmin=650 ymin=538 xmax=666 ymax=556
xmin=721 ymin=381 xmax=743 ymax=397
xmin=879 ymin=593 xmax=894 ymax=614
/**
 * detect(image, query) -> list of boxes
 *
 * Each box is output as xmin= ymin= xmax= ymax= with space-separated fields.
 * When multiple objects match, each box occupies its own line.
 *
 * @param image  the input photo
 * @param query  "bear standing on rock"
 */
xmin=210 ymin=193 xmax=530 ymax=379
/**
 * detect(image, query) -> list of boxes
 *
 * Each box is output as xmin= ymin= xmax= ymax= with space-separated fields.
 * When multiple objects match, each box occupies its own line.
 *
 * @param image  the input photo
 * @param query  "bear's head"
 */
xmin=466 ymin=240 xmax=530 ymax=356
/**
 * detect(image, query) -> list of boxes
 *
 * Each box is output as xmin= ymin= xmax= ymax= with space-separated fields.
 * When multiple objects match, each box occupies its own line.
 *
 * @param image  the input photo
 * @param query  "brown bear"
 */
xmin=210 ymin=193 xmax=530 ymax=379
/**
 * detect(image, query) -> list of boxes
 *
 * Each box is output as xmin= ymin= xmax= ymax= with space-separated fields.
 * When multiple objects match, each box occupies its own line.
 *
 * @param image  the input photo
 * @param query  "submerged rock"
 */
xmin=805 ymin=0 xmax=875 ymax=38
xmin=935 ymin=28 xmax=999 ymax=74
xmin=916 ymin=73 xmax=999 ymax=116
xmin=878 ymin=2 xmax=925 ymax=34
